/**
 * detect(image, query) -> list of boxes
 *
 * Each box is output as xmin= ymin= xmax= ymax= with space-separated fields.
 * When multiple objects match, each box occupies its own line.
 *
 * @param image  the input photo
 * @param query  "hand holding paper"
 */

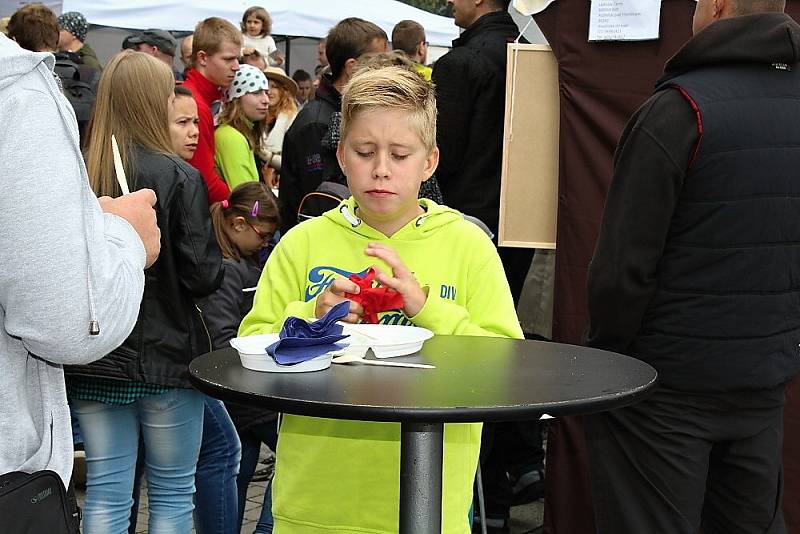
xmin=98 ymin=190 xmax=161 ymax=268
xmin=362 ymin=243 xmax=424 ymax=318
xmin=316 ymin=277 xmax=365 ymax=323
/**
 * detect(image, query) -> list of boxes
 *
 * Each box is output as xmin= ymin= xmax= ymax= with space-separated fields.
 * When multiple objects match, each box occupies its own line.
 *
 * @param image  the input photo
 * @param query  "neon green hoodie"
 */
xmin=239 ymin=198 xmax=523 ymax=534
xmin=214 ymin=123 xmax=259 ymax=190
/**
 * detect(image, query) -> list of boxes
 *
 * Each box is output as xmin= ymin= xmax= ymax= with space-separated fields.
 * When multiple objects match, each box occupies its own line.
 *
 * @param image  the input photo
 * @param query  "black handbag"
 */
xmin=0 ymin=470 xmax=79 ymax=533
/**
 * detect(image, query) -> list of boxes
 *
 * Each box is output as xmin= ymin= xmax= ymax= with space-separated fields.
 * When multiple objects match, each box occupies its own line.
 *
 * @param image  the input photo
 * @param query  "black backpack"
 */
xmin=53 ymin=56 xmax=98 ymax=139
xmin=297 ymin=181 xmax=351 ymax=223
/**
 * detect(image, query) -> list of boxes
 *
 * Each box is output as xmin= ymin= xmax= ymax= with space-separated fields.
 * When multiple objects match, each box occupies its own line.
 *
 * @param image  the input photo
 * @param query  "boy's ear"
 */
xmin=423 ymin=146 xmax=440 ymax=181
xmin=336 ymin=142 xmax=346 ymax=176
xmin=195 ymin=50 xmax=208 ymax=67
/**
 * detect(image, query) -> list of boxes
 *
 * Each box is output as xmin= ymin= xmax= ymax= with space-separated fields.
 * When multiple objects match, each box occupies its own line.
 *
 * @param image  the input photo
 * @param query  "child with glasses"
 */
xmin=198 ymin=182 xmax=280 ymax=533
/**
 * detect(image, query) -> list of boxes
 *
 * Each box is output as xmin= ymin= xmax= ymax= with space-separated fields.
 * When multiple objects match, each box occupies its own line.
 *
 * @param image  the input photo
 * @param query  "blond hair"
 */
xmin=341 ymin=65 xmax=436 ymax=151
xmin=85 ymin=50 xmax=175 ymax=197
xmin=193 ymin=17 xmax=242 ymax=61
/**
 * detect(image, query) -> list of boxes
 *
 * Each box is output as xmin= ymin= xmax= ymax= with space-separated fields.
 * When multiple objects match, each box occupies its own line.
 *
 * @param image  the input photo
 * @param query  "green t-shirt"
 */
xmin=214 ymin=123 xmax=259 ymax=190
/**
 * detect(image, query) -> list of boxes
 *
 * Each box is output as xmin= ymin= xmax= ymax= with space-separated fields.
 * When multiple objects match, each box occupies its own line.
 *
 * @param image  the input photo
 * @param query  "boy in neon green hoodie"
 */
xmin=239 ymin=65 xmax=523 ymax=534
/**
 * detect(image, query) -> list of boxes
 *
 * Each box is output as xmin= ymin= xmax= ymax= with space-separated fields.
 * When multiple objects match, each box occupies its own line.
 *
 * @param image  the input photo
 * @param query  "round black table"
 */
xmin=189 ymin=335 xmax=657 ymax=534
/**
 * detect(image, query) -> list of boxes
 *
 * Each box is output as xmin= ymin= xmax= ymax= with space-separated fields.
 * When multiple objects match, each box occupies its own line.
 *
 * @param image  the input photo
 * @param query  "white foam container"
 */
xmin=340 ymin=324 xmax=434 ymax=358
xmin=230 ymin=333 xmax=333 ymax=373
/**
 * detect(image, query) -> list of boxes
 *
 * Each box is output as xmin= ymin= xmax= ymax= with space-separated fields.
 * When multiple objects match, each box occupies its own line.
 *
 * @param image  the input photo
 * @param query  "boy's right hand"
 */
xmin=315 ymin=278 xmax=364 ymax=323
xmin=99 ymin=189 xmax=161 ymax=268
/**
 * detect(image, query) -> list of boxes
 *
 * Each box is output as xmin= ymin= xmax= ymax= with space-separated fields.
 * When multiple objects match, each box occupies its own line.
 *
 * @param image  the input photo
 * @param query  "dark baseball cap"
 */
xmin=128 ymin=29 xmax=177 ymax=57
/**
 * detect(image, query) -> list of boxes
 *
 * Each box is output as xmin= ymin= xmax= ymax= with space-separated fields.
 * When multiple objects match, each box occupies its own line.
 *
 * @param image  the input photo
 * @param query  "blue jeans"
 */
xmin=237 ymin=419 xmax=279 ymax=534
xmin=72 ymin=388 xmax=204 ymax=534
xmin=194 ymin=395 xmax=242 ymax=534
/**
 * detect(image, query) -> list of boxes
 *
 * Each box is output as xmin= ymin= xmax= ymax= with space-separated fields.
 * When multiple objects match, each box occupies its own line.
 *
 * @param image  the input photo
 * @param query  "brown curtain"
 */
xmin=532 ymin=1 xmax=800 ymax=532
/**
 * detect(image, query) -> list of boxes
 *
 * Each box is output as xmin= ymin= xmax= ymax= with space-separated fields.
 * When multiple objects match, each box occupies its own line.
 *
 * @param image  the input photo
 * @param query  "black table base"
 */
xmin=400 ymin=422 xmax=444 ymax=534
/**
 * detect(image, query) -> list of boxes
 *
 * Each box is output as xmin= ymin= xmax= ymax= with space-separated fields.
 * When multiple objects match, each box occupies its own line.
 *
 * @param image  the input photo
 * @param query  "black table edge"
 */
xmin=189 ymin=372 xmax=658 ymax=423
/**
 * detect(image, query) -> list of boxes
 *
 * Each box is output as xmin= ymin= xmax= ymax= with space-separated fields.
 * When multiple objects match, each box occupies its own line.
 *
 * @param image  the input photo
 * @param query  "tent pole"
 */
xmin=284 ymin=36 xmax=292 ymax=74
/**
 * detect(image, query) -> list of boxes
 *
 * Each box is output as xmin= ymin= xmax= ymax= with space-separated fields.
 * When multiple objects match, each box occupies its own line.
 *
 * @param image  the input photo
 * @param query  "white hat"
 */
xmin=226 ymin=64 xmax=269 ymax=102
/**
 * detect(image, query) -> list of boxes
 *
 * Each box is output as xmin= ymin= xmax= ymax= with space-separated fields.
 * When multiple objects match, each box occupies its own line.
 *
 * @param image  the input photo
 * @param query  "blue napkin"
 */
xmin=266 ymin=301 xmax=351 ymax=365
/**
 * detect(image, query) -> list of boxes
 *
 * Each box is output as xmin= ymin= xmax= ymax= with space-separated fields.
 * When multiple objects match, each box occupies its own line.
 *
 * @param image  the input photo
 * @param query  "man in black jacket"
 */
xmin=434 ymin=4 xmax=543 ymax=532
xmin=585 ymin=1 xmax=800 ymax=532
xmin=277 ymin=18 xmax=387 ymax=234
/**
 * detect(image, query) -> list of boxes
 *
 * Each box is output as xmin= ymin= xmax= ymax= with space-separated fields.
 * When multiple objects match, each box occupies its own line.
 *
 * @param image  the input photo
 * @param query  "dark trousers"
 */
xmin=497 ymin=246 xmax=534 ymax=307
xmin=585 ymin=385 xmax=787 ymax=534
xmin=479 ymin=420 xmax=545 ymax=530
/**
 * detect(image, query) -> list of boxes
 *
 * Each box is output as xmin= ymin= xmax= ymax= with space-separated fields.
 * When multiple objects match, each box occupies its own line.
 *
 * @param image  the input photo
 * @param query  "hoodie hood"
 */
xmin=0 ymin=34 xmax=56 ymax=92
xmin=323 ymin=197 xmax=465 ymax=241
xmin=0 ymin=34 xmax=103 ymax=336
xmin=660 ymin=12 xmax=800 ymax=84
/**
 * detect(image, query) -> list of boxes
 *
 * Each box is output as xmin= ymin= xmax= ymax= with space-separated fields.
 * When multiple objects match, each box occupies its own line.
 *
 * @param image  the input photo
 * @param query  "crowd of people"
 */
xmin=1 ymin=0 xmax=799 ymax=533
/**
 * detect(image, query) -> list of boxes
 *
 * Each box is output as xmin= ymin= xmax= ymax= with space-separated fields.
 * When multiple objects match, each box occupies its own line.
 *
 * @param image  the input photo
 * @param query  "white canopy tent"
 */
xmin=0 ymin=0 xmax=545 ymax=74
xmin=1 ymin=0 xmax=461 ymax=47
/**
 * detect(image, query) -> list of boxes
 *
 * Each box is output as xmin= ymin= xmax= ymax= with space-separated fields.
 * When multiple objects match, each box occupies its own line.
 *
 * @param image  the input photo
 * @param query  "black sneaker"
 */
xmin=510 ymin=468 xmax=545 ymax=505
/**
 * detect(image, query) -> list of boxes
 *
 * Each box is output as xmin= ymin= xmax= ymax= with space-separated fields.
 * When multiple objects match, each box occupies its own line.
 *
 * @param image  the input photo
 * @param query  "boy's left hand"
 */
xmin=364 ymin=242 xmax=427 ymax=318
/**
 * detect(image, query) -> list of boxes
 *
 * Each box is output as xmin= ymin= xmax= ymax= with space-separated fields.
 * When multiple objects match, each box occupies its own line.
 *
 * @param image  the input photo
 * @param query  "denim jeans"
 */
xmin=194 ymin=395 xmax=242 ymax=534
xmin=237 ymin=419 xmax=279 ymax=533
xmin=72 ymin=388 xmax=204 ymax=534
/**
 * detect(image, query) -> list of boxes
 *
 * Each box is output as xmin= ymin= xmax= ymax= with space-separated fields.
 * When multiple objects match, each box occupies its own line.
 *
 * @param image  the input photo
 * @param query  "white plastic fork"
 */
xmin=331 ymin=354 xmax=435 ymax=369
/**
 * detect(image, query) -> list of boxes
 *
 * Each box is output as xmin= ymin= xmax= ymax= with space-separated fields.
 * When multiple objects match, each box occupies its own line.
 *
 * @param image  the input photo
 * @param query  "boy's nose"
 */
xmin=373 ymin=155 xmax=390 ymax=178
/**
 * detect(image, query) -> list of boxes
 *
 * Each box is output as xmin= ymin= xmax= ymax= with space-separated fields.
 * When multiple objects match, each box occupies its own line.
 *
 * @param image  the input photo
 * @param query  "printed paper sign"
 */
xmin=589 ymin=0 xmax=661 ymax=41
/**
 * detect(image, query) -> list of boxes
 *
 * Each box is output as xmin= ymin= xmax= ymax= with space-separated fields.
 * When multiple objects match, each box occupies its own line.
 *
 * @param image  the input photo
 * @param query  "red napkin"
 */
xmin=345 ymin=268 xmax=404 ymax=324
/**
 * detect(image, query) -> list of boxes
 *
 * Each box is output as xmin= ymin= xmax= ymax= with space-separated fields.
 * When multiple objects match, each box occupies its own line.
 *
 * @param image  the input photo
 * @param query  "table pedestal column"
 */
xmin=399 ymin=422 xmax=444 ymax=534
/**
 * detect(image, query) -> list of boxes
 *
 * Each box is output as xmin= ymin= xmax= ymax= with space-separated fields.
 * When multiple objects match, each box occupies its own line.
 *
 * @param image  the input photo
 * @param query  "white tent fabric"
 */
xmin=52 ymin=0 xmax=460 ymax=47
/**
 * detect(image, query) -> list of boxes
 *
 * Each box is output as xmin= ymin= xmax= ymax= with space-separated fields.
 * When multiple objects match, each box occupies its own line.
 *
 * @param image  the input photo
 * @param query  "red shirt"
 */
xmin=182 ymin=69 xmax=230 ymax=204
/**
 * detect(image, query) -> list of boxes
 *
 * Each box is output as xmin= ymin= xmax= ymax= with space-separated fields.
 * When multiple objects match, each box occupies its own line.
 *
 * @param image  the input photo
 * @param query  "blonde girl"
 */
xmin=67 ymin=50 xmax=223 ymax=533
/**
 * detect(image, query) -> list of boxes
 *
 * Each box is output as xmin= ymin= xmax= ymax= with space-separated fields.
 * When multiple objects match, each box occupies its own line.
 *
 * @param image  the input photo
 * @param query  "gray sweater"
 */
xmin=0 ymin=35 xmax=146 ymax=485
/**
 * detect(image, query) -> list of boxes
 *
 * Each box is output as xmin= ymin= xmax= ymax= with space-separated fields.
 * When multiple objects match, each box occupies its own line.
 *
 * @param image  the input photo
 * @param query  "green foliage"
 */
xmin=398 ymin=0 xmax=452 ymax=17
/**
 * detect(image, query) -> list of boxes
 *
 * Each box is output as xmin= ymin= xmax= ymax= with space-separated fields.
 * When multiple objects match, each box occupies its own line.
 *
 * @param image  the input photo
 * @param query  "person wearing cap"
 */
xmin=214 ymin=64 xmax=270 ymax=190
xmin=261 ymin=66 xmax=298 ymax=185
xmin=129 ymin=29 xmax=177 ymax=68
xmin=57 ymin=11 xmax=101 ymax=70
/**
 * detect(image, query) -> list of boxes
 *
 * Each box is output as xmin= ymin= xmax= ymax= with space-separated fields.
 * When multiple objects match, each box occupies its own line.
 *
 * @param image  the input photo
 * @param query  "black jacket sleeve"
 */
xmin=585 ymin=88 xmax=699 ymax=354
xmin=174 ymin=167 xmax=224 ymax=297
xmin=200 ymin=260 xmax=245 ymax=350
xmin=278 ymin=121 xmax=304 ymax=234
xmin=432 ymin=49 xmax=474 ymax=189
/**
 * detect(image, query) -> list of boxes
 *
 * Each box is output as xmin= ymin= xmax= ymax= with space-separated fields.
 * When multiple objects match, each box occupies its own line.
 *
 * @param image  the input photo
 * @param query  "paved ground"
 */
xmin=74 ymin=447 xmax=544 ymax=533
